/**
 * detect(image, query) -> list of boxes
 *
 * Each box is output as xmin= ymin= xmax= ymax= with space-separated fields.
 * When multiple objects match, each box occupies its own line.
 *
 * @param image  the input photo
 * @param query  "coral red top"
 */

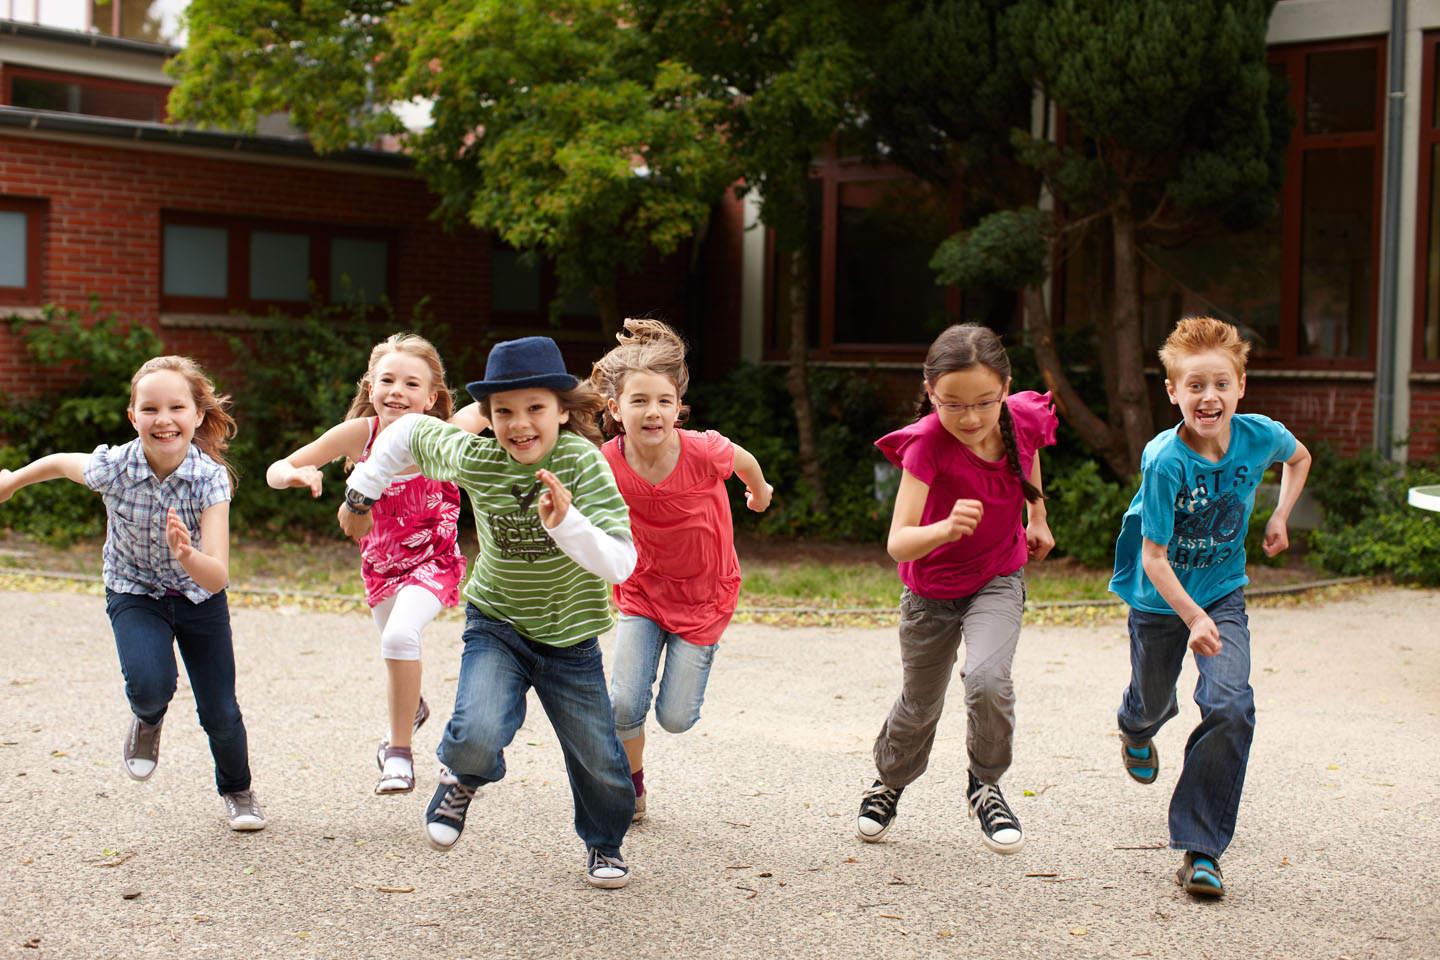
xmin=603 ymin=429 xmax=740 ymax=645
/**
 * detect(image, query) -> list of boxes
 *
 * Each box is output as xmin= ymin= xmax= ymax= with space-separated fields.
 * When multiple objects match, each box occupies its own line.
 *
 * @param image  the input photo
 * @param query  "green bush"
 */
xmin=1306 ymin=444 xmax=1440 ymax=585
xmin=1044 ymin=460 xmax=1138 ymax=569
xmin=0 ymin=301 xmax=164 ymax=543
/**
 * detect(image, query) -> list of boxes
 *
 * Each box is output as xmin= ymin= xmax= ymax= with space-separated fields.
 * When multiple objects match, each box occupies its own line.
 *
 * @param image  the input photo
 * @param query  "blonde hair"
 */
xmin=1159 ymin=316 xmax=1251 ymax=381
xmin=344 ymin=333 xmax=455 ymax=423
xmin=589 ymin=317 xmax=691 ymax=436
xmin=478 ymin=383 xmax=606 ymax=446
xmin=129 ymin=355 xmax=238 ymax=489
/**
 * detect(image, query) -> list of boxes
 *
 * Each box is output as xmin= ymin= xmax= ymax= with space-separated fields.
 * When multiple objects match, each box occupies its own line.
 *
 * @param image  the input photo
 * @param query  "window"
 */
xmin=762 ymin=142 xmax=997 ymax=363
xmin=2 ymin=66 xmax=169 ymax=123
xmin=1414 ymin=32 xmax=1440 ymax=370
xmin=160 ymin=213 xmax=393 ymax=315
xmin=1062 ymin=38 xmax=1384 ymax=370
xmin=0 ymin=196 xmax=45 ymax=305
xmin=489 ymin=242 xmax=600 ymax=334
xmin=88 ymin=0 xmax=185 ymax=45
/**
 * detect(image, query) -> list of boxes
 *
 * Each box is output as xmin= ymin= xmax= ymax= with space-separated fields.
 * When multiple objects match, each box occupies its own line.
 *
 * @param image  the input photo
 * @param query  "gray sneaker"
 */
xmin=222 ymin=789 xmax=267 ymax=831
xmin=122 ymin=715 xmax=163 ymax=781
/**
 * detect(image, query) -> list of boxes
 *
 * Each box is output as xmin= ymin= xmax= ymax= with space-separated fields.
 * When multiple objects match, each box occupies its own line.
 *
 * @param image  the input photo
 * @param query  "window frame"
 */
xmin=761 ymin=140 xmax=964 ymax=364
xmin=159 ymin=211 xmax=397 ymax=316
xmin=1413 ymin=30 xmax=1440 ymax=372
xmin=0 ymin=195 xmax=46 ymax=306
xmin=0 ymin=64 xmax=171 ymax=123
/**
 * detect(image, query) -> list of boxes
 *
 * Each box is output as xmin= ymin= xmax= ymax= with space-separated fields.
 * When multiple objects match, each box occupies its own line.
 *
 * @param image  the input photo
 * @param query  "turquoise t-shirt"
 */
xmin=1109 ymin=413 xmax=1297 ymax=614
xmin=408 ymin=419 xmax=631 ymax=646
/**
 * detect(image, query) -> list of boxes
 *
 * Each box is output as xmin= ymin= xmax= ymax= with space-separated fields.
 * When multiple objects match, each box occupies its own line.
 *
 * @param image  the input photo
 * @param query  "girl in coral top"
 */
xmin=590 ymin=319 xmax=772 ymax=822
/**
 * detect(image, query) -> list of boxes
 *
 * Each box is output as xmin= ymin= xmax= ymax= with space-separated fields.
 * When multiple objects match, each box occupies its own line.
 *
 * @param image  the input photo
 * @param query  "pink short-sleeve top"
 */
xmin=875 ymin=391 xmax=1057 ymax=600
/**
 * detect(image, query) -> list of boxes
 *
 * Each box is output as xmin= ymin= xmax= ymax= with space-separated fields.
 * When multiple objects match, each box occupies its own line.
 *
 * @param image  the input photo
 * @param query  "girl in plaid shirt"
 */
xmin=0 ymin=355 xmax=266 ymax=831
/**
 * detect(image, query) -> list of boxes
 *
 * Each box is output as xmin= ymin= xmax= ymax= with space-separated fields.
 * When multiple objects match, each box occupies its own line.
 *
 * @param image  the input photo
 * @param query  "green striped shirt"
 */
xmin=409 ymin=419 xmax=630 ymax=646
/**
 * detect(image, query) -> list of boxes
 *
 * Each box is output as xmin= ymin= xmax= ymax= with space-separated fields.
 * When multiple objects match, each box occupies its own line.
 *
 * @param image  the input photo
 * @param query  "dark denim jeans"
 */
xmin=1117 ymin=587 xmax=1254 ymax=859
xmin=104 ymin=589 xmax=251 ymax=795
xmin=438 ymin=605 xmax=634 ymax=857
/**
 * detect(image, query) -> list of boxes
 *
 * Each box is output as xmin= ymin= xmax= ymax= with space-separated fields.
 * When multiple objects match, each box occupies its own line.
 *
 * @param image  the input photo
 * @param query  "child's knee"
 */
xmin=126 ymin=676 xmax=177 ymax=718
xmin=380 ymin=624 xmax=423 ymax=661
xmin=654 ymin=702 xmax=700 ymax=735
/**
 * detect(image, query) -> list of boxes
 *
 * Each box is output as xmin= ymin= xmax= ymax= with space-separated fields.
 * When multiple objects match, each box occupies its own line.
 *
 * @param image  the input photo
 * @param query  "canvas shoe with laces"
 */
xmin=123 ymin=714 xmax=163 ymax=781
xmin=855 ymin=778 xmax=904 ymax=842
xmin=222 ymin=788 xmax=267 ymax=831
xmin=424 ymin=767 xmax=478 ymax=851
xmin=586 ymin=847 xmax=630 ymax=889
xmin=967 ymin=771 xmax=1023 ymax=854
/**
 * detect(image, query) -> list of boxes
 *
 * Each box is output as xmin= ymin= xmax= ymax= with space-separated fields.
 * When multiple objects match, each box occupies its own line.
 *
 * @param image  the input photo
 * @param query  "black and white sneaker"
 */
xmin=424 ymin=767 xmax=478 ymax=851
xmin=585 ymin=847 xmax=630 ymax=889
xmin=967 ymin=771 xmax=1023 ymax=854
xmin=855 ymin=778 xmax=904 ymax=842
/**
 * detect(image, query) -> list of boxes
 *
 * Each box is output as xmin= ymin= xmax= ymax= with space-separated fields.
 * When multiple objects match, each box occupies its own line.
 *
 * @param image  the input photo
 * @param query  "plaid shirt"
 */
xmin=84 ymin=440 xmax=232 ymax=603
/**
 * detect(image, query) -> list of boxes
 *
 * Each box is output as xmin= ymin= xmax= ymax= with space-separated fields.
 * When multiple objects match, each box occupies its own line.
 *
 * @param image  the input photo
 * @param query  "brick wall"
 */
xmin=1408 ymin=382 xmax=1440 ymax=460
xmin=1241 ymin=379 xmax=1375 ymax=456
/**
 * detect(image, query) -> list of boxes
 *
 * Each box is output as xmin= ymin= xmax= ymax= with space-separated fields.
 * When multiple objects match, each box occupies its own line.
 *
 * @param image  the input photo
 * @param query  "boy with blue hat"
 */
xmin=340 ymin=335 xmax=638 ymax=888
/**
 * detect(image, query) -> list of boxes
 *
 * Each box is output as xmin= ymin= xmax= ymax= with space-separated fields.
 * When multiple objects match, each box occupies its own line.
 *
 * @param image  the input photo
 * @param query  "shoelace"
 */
xmin=226 ymin=790 xmax=259 ymax=818
xmin=434 ymin=779 xmax=477 ymax=823
xmin=859 ymin=782 xmax=900 ymax=818
xmin=590 ymin=850 xmax=626 ymax=874
xmin=967 ymin=783 xmax=1016 ymax=829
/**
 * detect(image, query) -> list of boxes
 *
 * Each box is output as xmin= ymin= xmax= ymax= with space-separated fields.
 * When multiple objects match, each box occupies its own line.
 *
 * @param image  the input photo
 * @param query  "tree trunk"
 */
xmin=1021 ymin=285 xmax=1130 ymax=478
xmin=784 ymin=245 xmax=829 ymax=516
xmin=1109 ymin=192 xmax=1155 ymax=477
xmin=592 ymin=282 xmax=622 ymax=343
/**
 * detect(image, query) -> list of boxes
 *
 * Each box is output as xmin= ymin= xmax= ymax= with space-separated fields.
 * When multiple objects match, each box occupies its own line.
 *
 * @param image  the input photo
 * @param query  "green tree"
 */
xmin=922 ymin=0 xmax=1288 ymax=478
xmin=168 ymin=0 xmax=737 ymax=335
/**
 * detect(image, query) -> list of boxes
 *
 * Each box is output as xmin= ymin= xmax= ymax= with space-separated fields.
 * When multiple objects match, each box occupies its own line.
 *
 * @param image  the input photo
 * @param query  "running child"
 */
xmin=856 ymin=323 xmax=1056 ymax=854
xmin=589 ymin=318 xmax=772 ymax=822
xmin=267 ymin=333 xmax=483 ymax=796
xmin=338 ymin=335 xmax=638 ymax=889
xmin=0 ymin=355 xmax=266 ymax=831
xmin=1109 ymin=316 xmax=1311 ymax=898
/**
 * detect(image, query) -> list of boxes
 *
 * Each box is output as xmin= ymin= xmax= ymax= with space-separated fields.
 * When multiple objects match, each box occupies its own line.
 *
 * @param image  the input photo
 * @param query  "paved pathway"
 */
xmin=1 ymin=587 xmax=1436 ymax=959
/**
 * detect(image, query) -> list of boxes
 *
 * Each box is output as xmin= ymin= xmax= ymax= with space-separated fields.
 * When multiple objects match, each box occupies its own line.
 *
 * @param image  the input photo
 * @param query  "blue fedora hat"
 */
xmin=466 ymin=336 xmax=579 ymax=401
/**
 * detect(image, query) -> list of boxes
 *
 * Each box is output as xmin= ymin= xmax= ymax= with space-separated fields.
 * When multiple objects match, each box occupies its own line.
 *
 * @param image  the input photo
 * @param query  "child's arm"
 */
xmin=448 ymin=403 xmax=490 ymax=434
xmin=1025 ymin=452 xmax=1054 ymax=561
xmin=1140 ymin=538 xmax=1221 ymax=657
xmin=266 ymin=418 xmax=372 ymax=498
xmin=886 ymin=468 xmax=984 ymax=564
xmin=0 ymin=453 xmax=90 ymax=502
xmin=731 ymin=443 xmax=773 ymax=513
xmin=535 ymin=468 xmax=637 ymax=583
xmin=166 ymin=502 xmax=230 ymax=594
xmin=338 ymin=414 xmax=429 ymax=540
xmin=1262 ymin=440 xmax=1311 ymax=557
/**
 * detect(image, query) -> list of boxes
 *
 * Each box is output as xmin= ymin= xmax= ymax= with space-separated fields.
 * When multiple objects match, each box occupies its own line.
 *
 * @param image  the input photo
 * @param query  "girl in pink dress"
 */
xmin=267 ymin=334 xmax=486 ymax=795
xmin=589 ymin=319 xmax=772 ymax=822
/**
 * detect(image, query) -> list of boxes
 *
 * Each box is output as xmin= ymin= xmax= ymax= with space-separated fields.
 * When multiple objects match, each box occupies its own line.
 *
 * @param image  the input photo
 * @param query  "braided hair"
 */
xmin=921 ymin=324 xmax=1044 ymax=504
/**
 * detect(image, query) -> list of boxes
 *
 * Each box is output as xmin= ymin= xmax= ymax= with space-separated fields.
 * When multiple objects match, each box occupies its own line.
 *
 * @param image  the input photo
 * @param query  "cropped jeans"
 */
xmin=104 ymin=588 xmax=251 ymax=795
xmin=438 ymin=605 xmax=634 ymax=857
xmin=609 ymin=614 xmax=717 ymax=742
xmin=1117 ymin=587 xmax=1255 ymax=860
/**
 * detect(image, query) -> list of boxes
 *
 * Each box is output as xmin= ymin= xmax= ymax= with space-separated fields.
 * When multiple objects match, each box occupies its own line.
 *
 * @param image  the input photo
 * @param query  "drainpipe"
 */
xmin=1376 ymin=0 xmax=1405 ymax=459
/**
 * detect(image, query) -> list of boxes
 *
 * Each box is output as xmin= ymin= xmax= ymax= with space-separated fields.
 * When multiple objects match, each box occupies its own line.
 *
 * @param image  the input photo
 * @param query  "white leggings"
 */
xmin=371 ymin=585 xmax=445 ymax=662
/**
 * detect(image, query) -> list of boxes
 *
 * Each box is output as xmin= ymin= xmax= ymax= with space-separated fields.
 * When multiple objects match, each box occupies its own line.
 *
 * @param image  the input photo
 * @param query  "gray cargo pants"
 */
xmin=872 ymin=570 xmax=1024 ymax=788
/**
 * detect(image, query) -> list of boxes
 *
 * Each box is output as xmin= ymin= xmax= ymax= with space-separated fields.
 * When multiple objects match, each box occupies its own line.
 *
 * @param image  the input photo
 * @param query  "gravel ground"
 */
xmin=0 ymin=585 xmax=1436 ymax=960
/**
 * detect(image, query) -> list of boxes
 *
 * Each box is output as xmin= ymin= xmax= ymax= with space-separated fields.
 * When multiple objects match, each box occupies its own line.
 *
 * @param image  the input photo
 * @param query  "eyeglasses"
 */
xmin=934 ymin=398 xmax=1003 ymax=415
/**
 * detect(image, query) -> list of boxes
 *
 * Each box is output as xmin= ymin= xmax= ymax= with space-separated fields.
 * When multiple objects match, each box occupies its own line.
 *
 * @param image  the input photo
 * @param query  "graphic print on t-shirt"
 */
xmin=1169 ymin=465 xmax=1252 ymax=571
xmin=487 ymin=479 xmax=557 ymax=562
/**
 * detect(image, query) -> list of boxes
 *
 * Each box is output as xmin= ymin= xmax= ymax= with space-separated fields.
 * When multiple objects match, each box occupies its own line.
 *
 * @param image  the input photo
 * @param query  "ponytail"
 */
xmin=998 ymin=402 xmax=1044 ymax=503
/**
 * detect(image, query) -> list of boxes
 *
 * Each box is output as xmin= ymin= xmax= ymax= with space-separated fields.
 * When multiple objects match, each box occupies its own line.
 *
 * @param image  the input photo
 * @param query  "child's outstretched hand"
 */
xmin=536 ymin=469 xmax=571 ymax=529
xmin=1261 ymin=514 xmax=1290 ymax=557
xmin=745 ymin=482 xmax=773 ymax=513
xmin=287 ymin=464 xmax=325 ymax=498
xmin=1186 ymin=612 xmax=1222 ymax=657
xmin=941 ymin=498 xmax=984 ymax=542
xmin=337 ymin=500 xmax=374 ymax=541
xmin=165 ymin=507 xmax=194 ymax=561
xmin=1026 ymin=516 xmax=1055 ymax=561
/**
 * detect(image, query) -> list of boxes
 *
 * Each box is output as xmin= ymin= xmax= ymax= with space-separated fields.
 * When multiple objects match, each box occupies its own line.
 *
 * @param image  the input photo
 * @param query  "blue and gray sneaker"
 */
xmin=424 ymin=767 xmax=478 ymax=851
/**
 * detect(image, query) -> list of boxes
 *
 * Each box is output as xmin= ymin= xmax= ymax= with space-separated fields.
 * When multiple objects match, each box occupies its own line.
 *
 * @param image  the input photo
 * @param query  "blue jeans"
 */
xmin=105 ymin=589 xmax=251 ymax=795
xmin=610 ymin=614 xmax=717 ymax=741
xmin=1117 ymin=587 xmax=1254 ymax=859
xmin=439 ymin=605 xmax=634 ymax=857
